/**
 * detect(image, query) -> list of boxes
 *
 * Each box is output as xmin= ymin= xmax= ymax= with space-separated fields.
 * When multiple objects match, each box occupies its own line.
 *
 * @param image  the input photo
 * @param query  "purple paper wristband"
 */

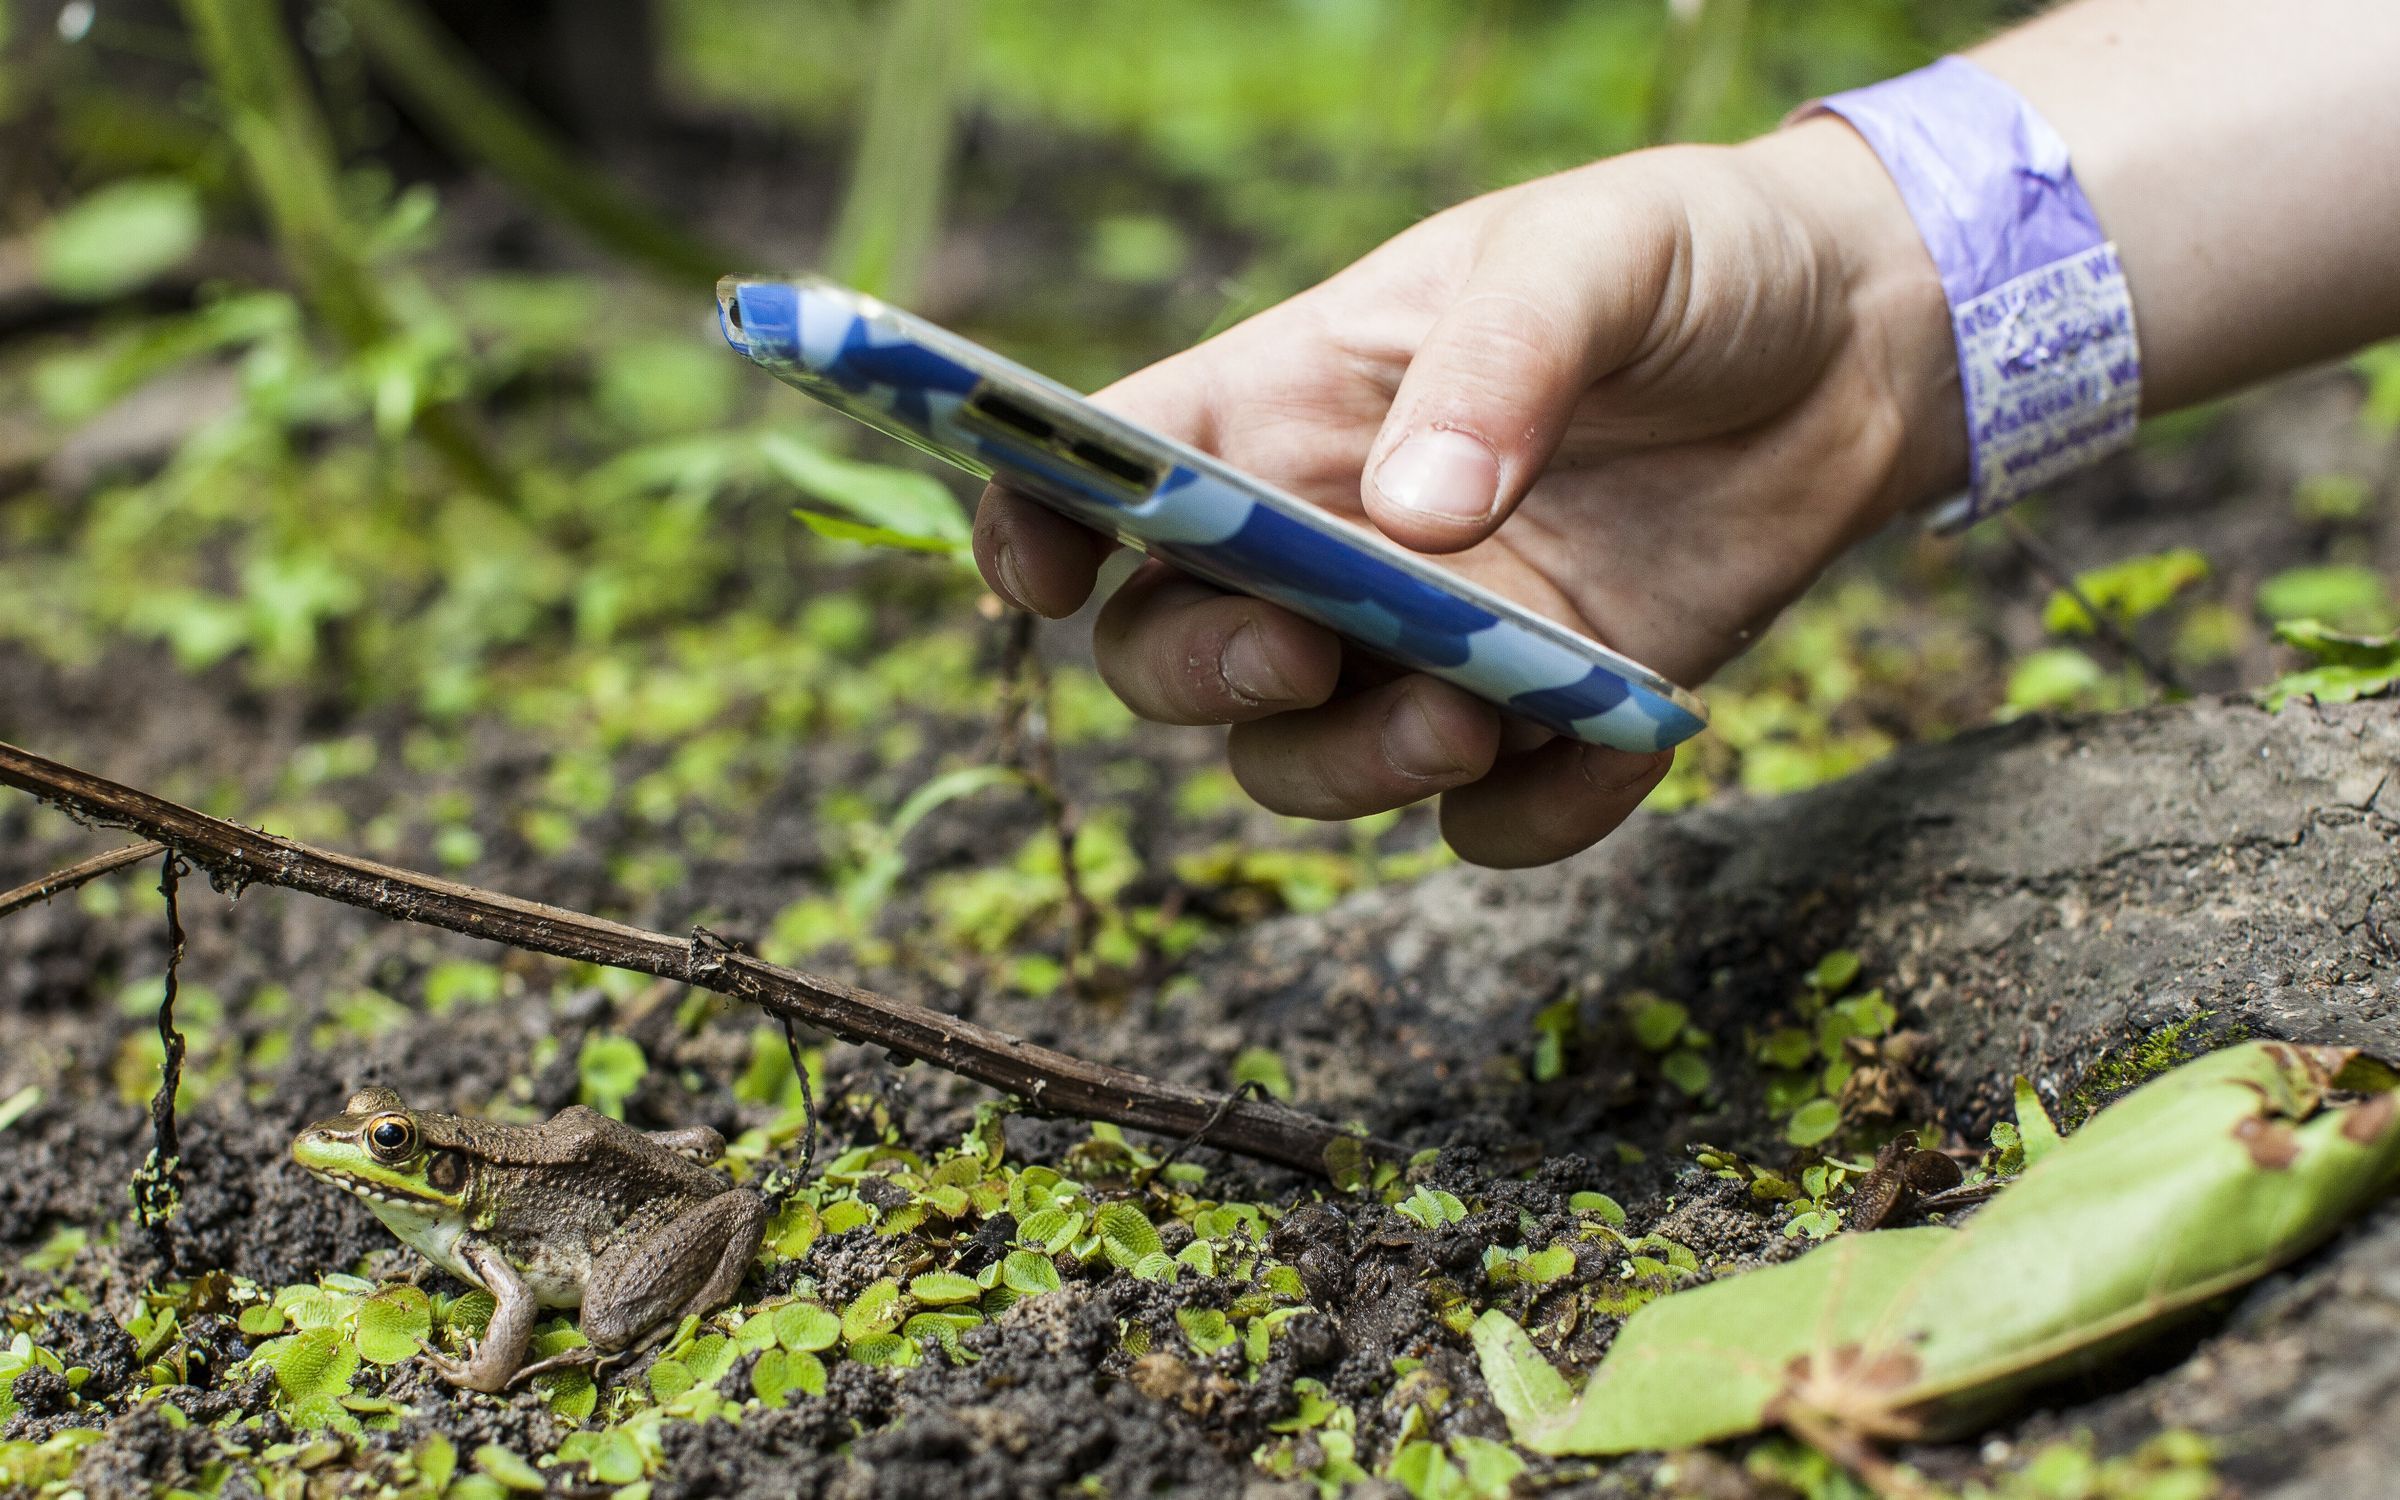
xmin=1806 ymin=56 xmax=2142 ymax=528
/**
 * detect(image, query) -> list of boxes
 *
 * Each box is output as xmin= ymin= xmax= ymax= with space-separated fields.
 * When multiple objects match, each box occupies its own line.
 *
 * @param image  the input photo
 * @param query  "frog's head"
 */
xmin=293 ymin=1086 xmax=471 ymax=1226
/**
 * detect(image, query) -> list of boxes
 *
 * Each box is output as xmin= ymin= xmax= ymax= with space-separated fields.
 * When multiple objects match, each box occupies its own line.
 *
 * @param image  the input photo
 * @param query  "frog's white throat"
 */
xmin=362 ymin=1197 xmax=474 ymax=1287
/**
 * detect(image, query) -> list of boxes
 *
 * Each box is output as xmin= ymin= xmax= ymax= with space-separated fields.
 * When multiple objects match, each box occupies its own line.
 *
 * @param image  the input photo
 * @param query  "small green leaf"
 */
xmin=1785 ymin=1098 xmax=1843 ymax=1147
xmin=37 ymin=178 xmax=203 ymax=300
xmin=846 ymin=1332 xmax=920 ymax=1367
xmin=909 ymin=1271 xmax=982 ymax=1306
xmin=773 ymin=1302 xmax=842 ymax=1353
xmin=0 ymin=1086 xmax=41 ymax=1135
xmin=1810 ymin=951 xmax=1861 ymax=996
xmin=1013 ymin=1205 xmax=1076 ymax=1251
xmin=1397 ymin=1187 xmax=1469 ymax=1230
xmin=1629 ymin=998 xmax=1688 ymax=1052
xmin=268 ymin=1328 xmax=358 ymax=1404
xmin=752 ymin=1346 xmax=828 ymax=1404
xmin=473 ymin=1444 xmax=546 ymax=1493
xmin=1520 ymin=1246 xmax=1577 ymax=1285
xmin=842 ymin=1279 xmax=905 ymax=1344
xmin=1661 ymin=1049 xmax=1712 ymax=1098
xmin=1470 ymin=1312 xmax=1576 ymax=1443
xmin=413 ymin=1434 xmax=457 ymax=1491
xmin=749 ymin=1348 xmax=792 ymax=1406
xmin=1176 ymin=1307 xmax=1237 ymax=1355
xmin=762 ymin=432 xmax=968 ymax=551
xmin=820 ymin=1198 xmax=875 ymax=1234
xmin=580 ymin=1428 xmax=647 ymax=1485
xmin=353 ymin=1285 xmax=432 ymax=1365
xmin=648 ymin=1358 xmax=695 ymax=1402
xmin=2043 ymin=548 xmax=2209 ymax=634
xmin=576 ymin=1034 xmax=648 ymax=1117
xmin=1567 ymin=1192 xmax=1625 ymax=1226
xmin=2260 ymin=620 xmax=2400 ymax=709
xmin=1001 ymin=1250 xmax=1062 ymax=1296
xmin=1323 ymin=1134 xmax=1369 ymax=1193
xmin=1230 ymin=1046 xmax=1294 ymax=1101
xmin=2256 ymin=565 xmax=2393 ymax=633
xmin=237 ymin=1305 xmax=286 ymax=1337
xmin=1094 ymin=1202 xmax=1164 ymax=1268
xmin=1759 ymin=1027 xmax=1816 ymax=1070
xmin=534 ymin=1365 xmax=596 ymax=1422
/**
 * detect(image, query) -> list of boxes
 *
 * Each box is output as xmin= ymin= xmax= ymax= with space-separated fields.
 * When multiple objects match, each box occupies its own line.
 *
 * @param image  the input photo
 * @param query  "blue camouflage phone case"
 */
xmin=717 ymin=275 xmax=1707 ymax=752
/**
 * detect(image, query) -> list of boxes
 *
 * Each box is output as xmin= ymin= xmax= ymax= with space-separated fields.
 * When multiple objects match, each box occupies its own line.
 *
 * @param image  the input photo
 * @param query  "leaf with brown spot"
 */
xmin=2233 ymin=1116 xmax=2300 ymax=1169
xmin=1478 ymin=1041 xmax=2400 ymax=1455
xmin=2342 ymin=1091 xmax=2398 ymax=1146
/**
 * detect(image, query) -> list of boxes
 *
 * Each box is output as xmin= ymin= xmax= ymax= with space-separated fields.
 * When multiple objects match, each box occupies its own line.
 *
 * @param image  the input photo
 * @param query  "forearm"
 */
xmin=1970 ymin=0 xmax=2400 ymax=413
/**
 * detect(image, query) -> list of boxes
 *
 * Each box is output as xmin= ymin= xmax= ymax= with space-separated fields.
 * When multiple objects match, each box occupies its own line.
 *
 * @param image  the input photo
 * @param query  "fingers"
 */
xmin=1362 ymin=186 xmax=1677 ymax=553
xmin=1091 ymin=562 xmax=1342 ymax=725
xmin=1225 ymin=676 xmax=1500 ymax=820
xmin=1437 ymin=741 xmax=1673 ymax=869
xmin=971 ymin=344 xmax=1226 ymax=617
xmin=972 ymin=484 xmax=1115 ymax=617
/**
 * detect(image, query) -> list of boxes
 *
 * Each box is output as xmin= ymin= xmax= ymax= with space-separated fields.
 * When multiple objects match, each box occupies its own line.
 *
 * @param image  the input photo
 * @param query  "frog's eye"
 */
xmin=366 ymin=1114 xmax=417 ymax=1160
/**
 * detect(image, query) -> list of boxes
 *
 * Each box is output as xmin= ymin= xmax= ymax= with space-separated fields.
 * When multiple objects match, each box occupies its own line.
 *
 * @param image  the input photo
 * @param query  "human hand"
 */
xmin=973 ymin=118 xmax=1963 ymax=867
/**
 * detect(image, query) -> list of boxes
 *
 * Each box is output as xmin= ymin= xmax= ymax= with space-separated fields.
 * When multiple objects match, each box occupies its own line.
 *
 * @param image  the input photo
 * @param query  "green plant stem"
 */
xmin=178 ymin=0 xmax=510 ymax=497
xmin=336 ymin=0 xmax=731 ymax=285
xmin=2003 ymin=513 xmax=2189 ymax=697
xmin=825 ymin=0 xmax=967 ymax=303
xmin=1647 ymin=0 xmax=1754 ymax=145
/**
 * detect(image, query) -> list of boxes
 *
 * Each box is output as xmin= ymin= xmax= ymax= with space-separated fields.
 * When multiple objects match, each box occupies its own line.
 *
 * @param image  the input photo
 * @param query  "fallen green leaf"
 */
xmin=2013 ymin=1076 xmax=2063 ymax=1167
xmin=1482 ymin=1041 xmax=2400 ymax=1454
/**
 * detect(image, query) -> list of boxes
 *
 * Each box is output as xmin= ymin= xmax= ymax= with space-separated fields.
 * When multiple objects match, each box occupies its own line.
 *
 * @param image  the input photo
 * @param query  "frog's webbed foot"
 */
xmin=424 ymin=1344 xmax=514 ymax=1395
xmin=426 ymin=1240 xmax=537 ymax=1395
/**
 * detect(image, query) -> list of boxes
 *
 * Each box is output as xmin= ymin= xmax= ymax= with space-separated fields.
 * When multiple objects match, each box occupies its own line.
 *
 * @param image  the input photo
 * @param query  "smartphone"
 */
xmin=716 ymin=274 xmax=1707 ymax=753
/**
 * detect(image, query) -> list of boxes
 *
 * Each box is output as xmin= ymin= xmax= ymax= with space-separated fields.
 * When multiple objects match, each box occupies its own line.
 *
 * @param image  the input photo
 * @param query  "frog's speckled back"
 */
xmin=717 ymin=275 xmax=1708 ymax=753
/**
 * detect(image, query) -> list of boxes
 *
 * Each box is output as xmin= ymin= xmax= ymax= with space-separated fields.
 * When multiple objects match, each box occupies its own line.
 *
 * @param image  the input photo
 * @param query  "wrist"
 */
xmin=1746 ymin=118 xmax=1968 ymax=528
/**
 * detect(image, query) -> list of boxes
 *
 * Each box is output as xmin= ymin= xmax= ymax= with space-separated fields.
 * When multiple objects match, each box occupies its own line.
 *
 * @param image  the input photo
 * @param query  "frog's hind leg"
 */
xmin=580 ymin=1191 xmax=769 ymax=1360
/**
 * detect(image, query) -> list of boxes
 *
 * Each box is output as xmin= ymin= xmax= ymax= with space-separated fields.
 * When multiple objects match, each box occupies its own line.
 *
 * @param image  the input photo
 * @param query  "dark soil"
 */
xmin=3 ymin=373 xmax=2397 ymax=1498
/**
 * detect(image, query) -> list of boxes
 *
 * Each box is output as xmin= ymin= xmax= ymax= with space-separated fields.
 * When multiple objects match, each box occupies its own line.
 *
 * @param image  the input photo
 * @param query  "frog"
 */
xmin=292 ymin=1085 xmax=767 ymax=1393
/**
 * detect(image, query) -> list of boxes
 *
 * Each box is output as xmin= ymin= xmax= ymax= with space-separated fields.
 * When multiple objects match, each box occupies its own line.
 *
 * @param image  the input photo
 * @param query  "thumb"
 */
xmin=1362 ymin=213 xmax=1668 ymax=552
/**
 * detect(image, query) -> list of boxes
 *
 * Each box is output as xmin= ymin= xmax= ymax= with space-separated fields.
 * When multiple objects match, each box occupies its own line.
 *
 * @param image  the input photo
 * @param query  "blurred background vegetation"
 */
xmin=0 ymin=0 xmax=2393 ymax=996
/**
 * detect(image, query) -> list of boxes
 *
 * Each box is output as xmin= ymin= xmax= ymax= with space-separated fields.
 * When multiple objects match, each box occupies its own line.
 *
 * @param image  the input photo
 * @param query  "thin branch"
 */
xmin=0 ymin=840 xmax=165 ymax=920
xmin=134 ymin=850 xmax=192 ymax=1272
xmin=994 ymin=611 xmax=1096 ymax=991
xmin=2002 ymin=512 xmax=2189 ymax=698
xmin=0 ymin=740 xmax=1376 ymax=1176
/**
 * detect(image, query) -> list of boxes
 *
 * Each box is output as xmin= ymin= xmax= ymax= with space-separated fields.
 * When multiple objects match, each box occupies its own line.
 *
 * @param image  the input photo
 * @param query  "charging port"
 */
xmin=967 ymin=389 xmax=1058 ymax=444
xmin=1066 ymin=438 xmax=1161 ymax=493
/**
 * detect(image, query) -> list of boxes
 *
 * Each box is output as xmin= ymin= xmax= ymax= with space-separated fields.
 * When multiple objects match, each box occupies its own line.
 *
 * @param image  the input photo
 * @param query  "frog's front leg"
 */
xmin=424 ymin=1241 xmax=536 ymax=1394
xmin=582 ymin=1190 xmax=768 ymax=1358
xmin=644 ymin=1125 xmax=726 ymax=1164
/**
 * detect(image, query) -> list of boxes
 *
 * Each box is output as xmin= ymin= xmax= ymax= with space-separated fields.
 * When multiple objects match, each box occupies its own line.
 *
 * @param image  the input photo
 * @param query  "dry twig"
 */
xmin=0 ymin=740 xmax=1375 ymax=1176
xmin=0 ymin=840 xmax=166 ymax=920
